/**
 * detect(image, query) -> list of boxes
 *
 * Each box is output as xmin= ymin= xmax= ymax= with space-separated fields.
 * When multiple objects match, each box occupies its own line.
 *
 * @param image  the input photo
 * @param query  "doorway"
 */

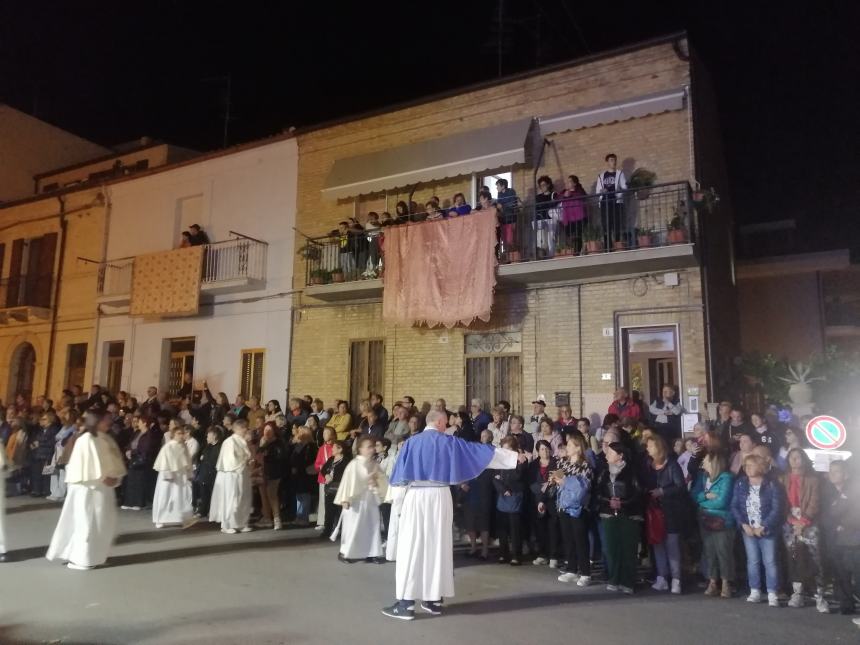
xmin=8 ymin=342 xmax=36 ymax=406
xmin=166 ymin=337 xmax=195 ymax=398
xmin=105 ymin=341 xmax=125 ymax=395
xmin=621 ymin=326 xmax=680 ymax=405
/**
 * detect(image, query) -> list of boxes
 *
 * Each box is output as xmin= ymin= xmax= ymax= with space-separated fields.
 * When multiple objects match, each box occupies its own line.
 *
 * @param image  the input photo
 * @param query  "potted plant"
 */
xmin=309 ymin=269 xmax=328 ymax=285
xmin=629 ymin=168 xmax=657 ymax=199
xmin=330 ymin=267 xmax=344 ymax=283
xmin=692 ymin=187 xmax=720 ymax=213
xmin=582 ymin=225 xmax=603 ymax=254
xmin=297 ymin=242 xmax=322 ymax=262
xmin=635 ymin=227 xmax=654 ymax=248
xmin=507 ymin=249 xmax=522 ymax=263
xmin=666 ymin=213 xmax=688 ymax=243
xmin=557 ymin=244 xmax=573 ymax=257
xmin=612 ymin=239 xmax=627 ymax=251
xmin=779 ymin=362 xmax=823 ymax=411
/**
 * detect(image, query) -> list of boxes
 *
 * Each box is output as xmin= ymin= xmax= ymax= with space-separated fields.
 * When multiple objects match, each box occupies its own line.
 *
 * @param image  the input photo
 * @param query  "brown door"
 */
xmin=6 ymin=239 xmax=24 ymax=307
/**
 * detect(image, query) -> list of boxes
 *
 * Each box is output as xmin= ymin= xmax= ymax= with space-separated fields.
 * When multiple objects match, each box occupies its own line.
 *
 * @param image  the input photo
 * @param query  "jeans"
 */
xmin=296 ymin=493 xmax=311 ymax=522
xmin=743 ymin=533 xmax=779 ymax=593
xmin=653 ymin=532 xmax=682 ymax=580
xmin=497 ymin=510 xmax=523 ymax=560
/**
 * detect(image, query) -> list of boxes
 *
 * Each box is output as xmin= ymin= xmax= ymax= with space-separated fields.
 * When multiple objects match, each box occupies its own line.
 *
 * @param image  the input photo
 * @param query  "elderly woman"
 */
xmin=290 ymin=426 xmax=317 ymax=526
xmin=487 ymin=407 xmax=510 ymax=447
xmin=692 ymin=452 xmax=735 ymax=599
xmin=595 ymin=441 xmax=643 ymax=594
xmin=730 ymin=433 xmax=756 ymax=475
xmin=325 ymin=401 xmax=352 ymax=442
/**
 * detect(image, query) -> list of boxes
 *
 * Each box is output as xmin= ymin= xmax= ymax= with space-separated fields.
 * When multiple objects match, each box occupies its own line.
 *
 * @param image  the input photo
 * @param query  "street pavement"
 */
xmin=1 ymin=496 xmax=857 ymax=645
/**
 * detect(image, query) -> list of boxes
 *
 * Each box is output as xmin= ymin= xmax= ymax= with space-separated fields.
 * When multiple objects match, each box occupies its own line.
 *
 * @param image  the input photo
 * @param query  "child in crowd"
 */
xmin=258 ymin=422 xmax=286 ymax=530
xmin=333 ymin=436 xmax=388 ymax=563
xmin=314 ymin=428 xmax=336 ymax=531
xmin=194 ymin=426 xmax=223 ymax=517
xmin=376 ymin=438 xmax=394 ymax=540
xmin=321 ymin=441 xmax=350 ymax=539
xmin=677 ymin=437 xmax=696 ymax=485
xmin=461 ymin=429 xmax=496 ymax=560
xmin=209 ymin=419 xmax=253 ymax=534
xmin=493 ymin=435 xmax=527 ymax=565
xmin=152 ymin=425 xmax=195 ymax=529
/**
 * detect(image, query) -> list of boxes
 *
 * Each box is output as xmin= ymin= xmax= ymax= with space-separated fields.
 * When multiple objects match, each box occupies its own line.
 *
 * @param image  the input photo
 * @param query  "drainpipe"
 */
xmin=577 ymin=284 xmax=583 ymax=417
xmin=44 ymin=195 xmax=71 ymax=398
xmin=92 ymin=187 xmax=112 ymax=390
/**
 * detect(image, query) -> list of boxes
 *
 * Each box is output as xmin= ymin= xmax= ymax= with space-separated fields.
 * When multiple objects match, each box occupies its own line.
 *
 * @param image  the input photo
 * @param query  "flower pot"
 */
xmin=667 ymin=229 xmax=688 ymax=244
xmin=585 ymin=240 xmax=603 ymax=254
xmin=508 ymin=250 xmax=521 ymax=263
xmin=310 ymin=277 xmax=323 ymax=285
xmin=612 ymin=240 xmax=627 ymax=251
xmin=788 ymin=383 xmax=813 ymax=408
xmin=331 ymin=272 xmax=344 ymax=283
xmin=637 ymin=235 xmax=652 ymax=248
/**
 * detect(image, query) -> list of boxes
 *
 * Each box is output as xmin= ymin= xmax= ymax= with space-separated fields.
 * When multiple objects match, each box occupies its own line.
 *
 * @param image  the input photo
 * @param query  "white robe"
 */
xmin=384 ymin=486 xmax=407 ymax=561
xmin=0 ymin=447 xmax=8 ymax=554
xmin=394 ymin=447 xmax=516 ymax=601
xmin=46 ymin=432 xmax=127 ymax=568
xmin=332 ymin=455 xmax=388 ymax=559
xmin=208 ymin=434 xmax=252 ymax=530
xmin=152 ymin=440 xmax=193 ymax=525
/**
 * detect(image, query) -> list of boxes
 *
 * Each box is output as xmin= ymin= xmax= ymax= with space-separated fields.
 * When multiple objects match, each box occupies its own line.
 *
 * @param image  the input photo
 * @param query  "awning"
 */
xmin=322 ymin=118 xmax=537 ymax=200
xmin=539 ymin=88 xmax=687 ymax=137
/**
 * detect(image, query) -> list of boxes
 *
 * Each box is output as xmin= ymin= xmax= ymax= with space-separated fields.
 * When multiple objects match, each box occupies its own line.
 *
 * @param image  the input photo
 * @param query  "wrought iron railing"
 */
xmin=97 ymin=258 xmax=134 ymax=298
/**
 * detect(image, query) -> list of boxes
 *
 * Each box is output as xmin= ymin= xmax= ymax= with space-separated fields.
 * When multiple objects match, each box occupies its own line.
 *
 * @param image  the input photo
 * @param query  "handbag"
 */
xmin=324 ymin=481 xmax=340 ymax=496
xmin=496 ymin=491 xmax=523 ymax=513
xmin=699 ymin=509 xmax=726 ymax=532
xmin=645 ymin=501 xmax=667 ymax=544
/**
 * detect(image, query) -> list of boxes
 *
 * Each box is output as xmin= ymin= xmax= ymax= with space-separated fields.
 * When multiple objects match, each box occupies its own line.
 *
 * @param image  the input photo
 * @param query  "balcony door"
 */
xmin=621 ymin=326 xmax=680 ymax=406
xmin=166 ymin=337 xmax=195 ymax=398
xmin=8 ymin=342 xmax=36 ymax=406
xmin=465 ymin=332 xmax=522 ymax=413
xmin=105 ymin=341 xmax=125 ymax=395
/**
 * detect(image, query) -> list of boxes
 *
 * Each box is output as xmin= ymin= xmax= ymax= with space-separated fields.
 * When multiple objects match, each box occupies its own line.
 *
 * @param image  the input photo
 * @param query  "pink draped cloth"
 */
xmin=382 ymin=210 xmax=497 ymax=328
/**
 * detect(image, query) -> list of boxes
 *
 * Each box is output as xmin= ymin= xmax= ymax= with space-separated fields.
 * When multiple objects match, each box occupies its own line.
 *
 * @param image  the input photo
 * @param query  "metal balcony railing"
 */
xmin=0 ymin=275 xmax=53 ymax=309
xmin=202 ymin=234 xmax=268 ymax=285
xmin=97 ymin=258 xmax=134 ymax=298
xmin=303 ymin=181 xmax=696 ymax=287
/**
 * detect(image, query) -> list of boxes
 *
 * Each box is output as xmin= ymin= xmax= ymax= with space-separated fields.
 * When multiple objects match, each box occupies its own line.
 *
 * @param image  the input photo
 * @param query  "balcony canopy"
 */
xmin=322 ymin=118 xmax=538 ymax=200
xmin=539 ymin=88 xmax=687 ymax=136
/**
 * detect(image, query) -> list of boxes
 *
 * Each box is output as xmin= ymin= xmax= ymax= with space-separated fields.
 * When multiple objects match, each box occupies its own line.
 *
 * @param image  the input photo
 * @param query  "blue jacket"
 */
xmin=730 ymin=474 xmax=785 ymax=536
xmin=471 ymin=411 xmax=492 ymax=435
xmin=691 ymin=470 xmax=735 ymax=527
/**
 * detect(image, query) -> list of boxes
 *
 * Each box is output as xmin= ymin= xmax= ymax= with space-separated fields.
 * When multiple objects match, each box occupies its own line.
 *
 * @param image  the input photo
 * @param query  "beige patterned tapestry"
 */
xmin=130 ymin=246 xmax=204 ymax=317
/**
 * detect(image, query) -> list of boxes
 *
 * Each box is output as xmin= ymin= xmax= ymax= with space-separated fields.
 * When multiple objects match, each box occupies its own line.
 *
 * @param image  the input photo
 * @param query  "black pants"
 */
xmin=380 ymin=502 xmax=391 ymax=539
xmin=29 ymin=460 xmax=49 ymax=496
xmin=323 ymin=493 xmax=342 ymax=538
xmin=600 ymin=198 xmax=625 ymax=246
xmin=833 ymin=545 xmax=860 ymax=612
xmin=534 ymin=511 xmax=560 ymax=560
xmin=195 ymin=474 xmax=216 ymax=516
xmin=559 ymin=513 xmax=591 ymax=576
xmin=497 ymin=510 xmax=523 ymax=560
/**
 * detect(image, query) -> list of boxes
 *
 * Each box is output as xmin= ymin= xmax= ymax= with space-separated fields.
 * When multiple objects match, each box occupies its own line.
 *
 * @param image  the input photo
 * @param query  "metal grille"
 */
xmin=465 ymin=354 xmax=521 ymax=414
xmin=349 ymin=340 xmax=384 ymax=412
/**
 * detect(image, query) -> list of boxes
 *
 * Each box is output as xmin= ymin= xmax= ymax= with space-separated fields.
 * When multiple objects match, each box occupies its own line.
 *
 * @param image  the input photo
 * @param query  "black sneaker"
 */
xmin=420 ymin=601 xmax=443 ymax=615
xmin=381 ymin=602 xmax=415 ymax=621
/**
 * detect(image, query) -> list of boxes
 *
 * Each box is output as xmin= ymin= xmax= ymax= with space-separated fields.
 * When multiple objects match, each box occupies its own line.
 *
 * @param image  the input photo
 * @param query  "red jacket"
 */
xmin=608 ymin=399 xmax=641 ymax=420
xmin=314 ymin=443 xmax=334 ymax=484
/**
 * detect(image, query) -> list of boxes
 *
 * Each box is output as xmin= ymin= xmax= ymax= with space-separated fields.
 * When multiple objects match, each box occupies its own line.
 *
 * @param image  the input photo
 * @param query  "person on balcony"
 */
xmin=496 ymin=178 xmax=519 ymax=260
xmin=557 ymin=175 xmax=588 ymax=253
xmin=364 ymin=212 xmax=381 ymax=278
xmin=451 ymin=193 xmax=472 ymax=216
xmin=423 ymin=200 xmax=443 ymax=221
xmin=337 ymin=221 xmax=356 ymax=276
xmin=596 ymin=153 xmax=628 ymax=248
xmin=347 ymin=218 xmax=367 ymax=275
xmin=534 ymin=175 xmax=559 ymax=259
xmin=188 ymin=224 xmax=210 ymax=246
xmin=394 ymin=201 xmax=411 ymax=225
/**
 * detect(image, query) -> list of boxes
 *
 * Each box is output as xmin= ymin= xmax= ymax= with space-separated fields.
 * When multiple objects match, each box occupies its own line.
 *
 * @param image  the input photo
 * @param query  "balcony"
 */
xmin=96 ymin=233 xmax=268 ymax=312
xmin=303 ymin=181 xmax=698 ymax=300
xmin=825 ymin=300 xmax=860 ymax=338
xmin=0 ymin=276 xmax=53 ymax=324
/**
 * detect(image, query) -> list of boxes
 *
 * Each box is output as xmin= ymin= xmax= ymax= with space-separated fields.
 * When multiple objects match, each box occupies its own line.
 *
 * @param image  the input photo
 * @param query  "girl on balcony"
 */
xmin=534 ymin=175 xmax=559 ymax=259
xmin=557 ymin=175 xmax=588 ymax=253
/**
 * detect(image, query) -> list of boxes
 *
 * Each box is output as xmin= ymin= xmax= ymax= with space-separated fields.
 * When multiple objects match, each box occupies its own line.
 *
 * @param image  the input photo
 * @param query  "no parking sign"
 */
xmin=805 ymin=415 xmax=847 ymax=450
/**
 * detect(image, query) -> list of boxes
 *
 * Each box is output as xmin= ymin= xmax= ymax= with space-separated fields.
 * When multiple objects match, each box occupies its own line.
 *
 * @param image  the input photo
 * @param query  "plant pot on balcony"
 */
xmin=612 ymin=240 xmax=627 ymax=251
xmin=584 ymin=240 xmax=603 ymax=254
xmin=667 ymin=228 xmax=688 ymax=244
xmin=309 ymin=277 xmax=323 ymax=285
xmin=557 ymin=248 xmax=573 ymax=257
xmin=330 ymin=271 xmax=344 ymax=283
xmin=508 ymin=250 xmax=522 ymax=263
xmin=637 ymin=234 xmax=653 ymax=248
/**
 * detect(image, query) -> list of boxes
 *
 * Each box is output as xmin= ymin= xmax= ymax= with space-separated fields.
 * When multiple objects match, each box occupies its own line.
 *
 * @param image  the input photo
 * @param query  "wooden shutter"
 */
xmin=6 ymin=239 xmax=24 ymax=307
xmin=33 ymin=232 xmax=58 ymax=308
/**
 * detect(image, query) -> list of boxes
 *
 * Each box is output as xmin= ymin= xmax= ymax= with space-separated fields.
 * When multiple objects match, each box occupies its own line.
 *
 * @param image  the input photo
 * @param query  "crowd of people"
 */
xmin=0 ymin=382 xmax=857 ymax=629
xmin=328 ymin=153 xmax=640 ymax=279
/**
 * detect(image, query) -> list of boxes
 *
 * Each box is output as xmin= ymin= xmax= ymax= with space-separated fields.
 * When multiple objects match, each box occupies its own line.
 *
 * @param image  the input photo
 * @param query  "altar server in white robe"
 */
xmin=152 ymin=426 xmax=194 ymax=528
xmin=382 ymin=409 xmax=521 ymax=620
xmin=0 ymin=439 xmax=9 ymax=562
xmin=208 ymin=418 xmax=253 ymax=534
xmin=46 ymin=413 xmax=127 ymax=570
xmin=333 ymin=436 xmax=389 ymax=561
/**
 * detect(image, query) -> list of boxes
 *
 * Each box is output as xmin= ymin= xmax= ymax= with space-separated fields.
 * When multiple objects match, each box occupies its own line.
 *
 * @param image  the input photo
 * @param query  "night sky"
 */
xmin=2 ymin=1 xmax=858 ymax=251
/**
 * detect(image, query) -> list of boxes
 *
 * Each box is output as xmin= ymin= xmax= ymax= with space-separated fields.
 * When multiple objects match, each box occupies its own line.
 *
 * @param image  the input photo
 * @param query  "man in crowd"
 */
xmin=608 ymin=387 xmax=641 ymax=421
xmin=140 ymin=386 xmax=160 ymax=417
xmin=362 ymin=410 xmax=386 ymax=441
xmin=508 ymin=415 xmax=534 ymax=454
xmin=232 ymin=394 xmax=248 ymax=420
xmin=526 ymin=395 xmax=549 ymax=437
xmin=470 ymin=399 xmax=492 ymax=435
xmin=370 ymin=392 xmax=389 ymax=427
xmin=285 ymin=397 xmax=307 ymax=427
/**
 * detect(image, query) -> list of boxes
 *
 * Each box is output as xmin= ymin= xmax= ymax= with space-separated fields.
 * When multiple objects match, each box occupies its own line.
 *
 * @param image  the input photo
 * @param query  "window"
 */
xmin=240 ymin=349 xmax=265 ymax=400
xmin=65 ymin=343 xmax=88 ymax=390
xmin=621 ymin=326 xmax=680 ymax=404
xmin=175 ymin=195 xmax=204 ymax=247
xmin=465 ymin=332 xmax=522 ymax=413
xmin=348 ymin=340 xmax=384 ymax=413
xmin=481 ymin=171 xmax=513 ymax=199
xmin=105 ymin=341 xmax=124 ymax=395
xmin=5 ymin=233 xmax=57 ymax=308
xmin=167 ymin=337 xmax=195 ymax=397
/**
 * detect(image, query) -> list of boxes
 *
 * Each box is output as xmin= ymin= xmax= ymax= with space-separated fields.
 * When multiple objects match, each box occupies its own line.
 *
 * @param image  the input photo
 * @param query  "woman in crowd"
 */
xmin=557 ymin=174 xmax=588 ymax=252
xmin=555 ymin=432 xmax=593 ymax=585
xmin=529 ymin=439 xmax=560 ymax=569
xmin=596 ymin=441 xmax=642 ymax=593
xmin=731 ymin=453 xmax=784 ymax=607
xmin=534 ymin=175 xmax=558 ymax=258
xmin=304 ymin=415 xmax=322 ymax=446
xmin=258 ymin=422 xmax=286 ymax=530
xmin=310 ymin=398 xmax=330 ymax=428
xmin=46 ymin=413 xmax=127 ymax=570
xmin=407 ymin=415 xmax=422 ymax=436
xmin=642 ymin=435 xmax=686 ymax=594
xmin=209 ymin=419 xmax=253 ymax=535
xmin=536 ymin=417 xmax=564 ymax=457
xmin=321 ymin=441 xmax=350 ymax=539
xmin=314 ymin=427 xmax=336 ymax=531
xmin=289 ymin=426 xmax=316 ymax=526
xmin=394 ymin=200 xmax=410 ymax=224
xmin=781 ymin=447 xmax=827 ymax=611
xmin=122 ymin=415 xmax=161 ymax=511
xmin=821 ymin=460 xmax=860 ymax=616
xmin=151 ymin=424 xmax=194 ymax=529
xmin=326 ymin=401 xmax=352 ymax=442
xmin=47 ymin=409 xmax=79 ymax=502
xmin=194 ymin=426 xmax=223 ymax=517
xmin=264 ymin=400 xmax=282 ymax=423
xmin=494 ymin=435 xmax=527 ymax=565
xmin=777 ymin=426 xmax=804 ymax=471
xmin=750 ymin=412 xmax=777 ymax=455
xmin=487 ymin=406 xmax=510 ymax=446
xmin=730 ymin=433 xmax=756 ymax=475
xmin=649 ymin=385 xmax=683 ymax=445
xmin=692 ymin=451 xmax=735 ymax=598
xmin=577 ymin=417 xmax=599 ymax=454
xmin=461 ymin=430 xmax=496 ymax=561
xmin=333 ymin=436 xmax=388 ymax=563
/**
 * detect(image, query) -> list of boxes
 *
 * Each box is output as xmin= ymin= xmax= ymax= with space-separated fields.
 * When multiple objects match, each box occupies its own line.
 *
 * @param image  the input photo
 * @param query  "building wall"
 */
xmin=0 ymin=105 xmax=110 ymax=203
xmin=290 ymin=267 xmax=707 ymax=420
xmin=93 ymin=137 xmax=298 ymax=403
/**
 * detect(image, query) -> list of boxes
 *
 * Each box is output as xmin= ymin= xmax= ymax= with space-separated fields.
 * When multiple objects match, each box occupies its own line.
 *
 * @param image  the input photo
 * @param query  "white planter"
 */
xmin=788 ymin=382 xmax=814 ymax=408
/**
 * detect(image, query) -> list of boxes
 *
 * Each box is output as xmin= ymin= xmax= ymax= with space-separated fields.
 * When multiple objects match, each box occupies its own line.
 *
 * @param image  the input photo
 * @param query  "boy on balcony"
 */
xmin=596 ymin=153 xmax=628 ymax=248
xmin=337 ymin=221 xmax=355 ymax=275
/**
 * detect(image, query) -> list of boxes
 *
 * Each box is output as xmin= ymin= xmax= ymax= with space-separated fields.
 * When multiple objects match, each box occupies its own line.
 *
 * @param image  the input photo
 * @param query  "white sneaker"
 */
xmin=240 ymin=526 xmax=253 ymax=533
xmin=273 ymin=521 xmax=283 ymax=531
xmin=67 ymin=563 xmax=94 ymax=571
xmin=747 ymin=590 xmax=762 ymax=603
xmin=619 ymin=586 xmax=634 ymax=595
xmin=314 ymin=525 xmax=325 ymax=531
xmin=816 ymin=596 xmax=830 ymax=614
xmin=548 ymin=559 xmax=559 ymax=569
xmin=852 ymin=617 xmax=860 ymax=627
xmin=651 ymin=576 xmax=669 ymax=592
xmin=768 ymin=592 xmax=780 ymax=607
xmin=671 ymin=579 xmax=682 ymax=594
xmin=558 ymin=572 xmax=579 ymax=583
xmin=533 ymin=557 xmax=548 ymax=566
xmin=576 ymin=575 xmax=592 ymax=587
xmin=788 ymin=592 xmax=804 ymax=608
xmin=606 ymin=584 xmax=619 ymax=592
xmin=155 ymin=523 xmax=164 ymax=529
xmin=221 ymin=528 xmax=238 ymax=535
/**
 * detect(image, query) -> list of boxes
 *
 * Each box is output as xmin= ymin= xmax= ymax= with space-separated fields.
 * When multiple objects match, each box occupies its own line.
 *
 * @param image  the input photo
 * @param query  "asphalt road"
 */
xmin=0 ymin=496 xmax=857 ymax=645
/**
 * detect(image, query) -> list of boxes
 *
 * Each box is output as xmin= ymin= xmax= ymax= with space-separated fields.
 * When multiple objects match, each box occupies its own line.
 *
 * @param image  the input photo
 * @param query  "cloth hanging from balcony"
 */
xmin=382 ymin=210 xmax=497 ymax=328
xmin=130 ymin=246 xmax=204 ymax=317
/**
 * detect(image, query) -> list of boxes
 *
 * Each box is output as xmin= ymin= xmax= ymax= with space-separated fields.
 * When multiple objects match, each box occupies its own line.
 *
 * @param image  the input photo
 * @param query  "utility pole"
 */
xmin=497 ymin=0 xmax=504 ymax=77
